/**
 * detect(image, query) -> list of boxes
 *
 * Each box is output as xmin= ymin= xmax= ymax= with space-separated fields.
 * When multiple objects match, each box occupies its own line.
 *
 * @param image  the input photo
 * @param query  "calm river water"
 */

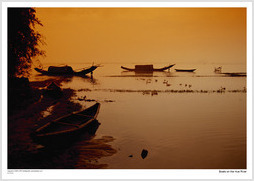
xmin=29 ymin=63 xmax=246 ymax=169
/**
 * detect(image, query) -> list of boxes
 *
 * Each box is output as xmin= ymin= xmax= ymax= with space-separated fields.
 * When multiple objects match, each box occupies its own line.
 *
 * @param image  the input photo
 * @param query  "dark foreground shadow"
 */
xmin=9 ymin=116 xmax=116 ymax=169
xmin=8 ymin=78 xmax=116 ymax=169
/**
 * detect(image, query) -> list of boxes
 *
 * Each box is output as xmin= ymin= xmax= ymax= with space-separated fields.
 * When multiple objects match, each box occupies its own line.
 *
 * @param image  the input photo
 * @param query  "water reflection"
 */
xmin=9 ymin=63 xmax=246 ymax=169
xmin=31 ymin=75 xmax=99 ymax=91
xmin=121 ymin=70 xmax=153 ymax=77
xmin=120 ymin=70 xmax=174 ymax=78
xmin=9 ymin=132 xmax=116 ymax=169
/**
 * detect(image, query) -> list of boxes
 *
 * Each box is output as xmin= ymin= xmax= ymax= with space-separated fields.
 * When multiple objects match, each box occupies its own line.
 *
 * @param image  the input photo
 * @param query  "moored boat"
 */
xmin=175 ymin=69 xmax=196 ymax=72
xmin=31 ymin=103 xmax=101 ymax=145
xmin=121 ymin=64 xmax=175 ymax=72
xmin=222 ymin=72 xmax=246 ymax=77
xmin=34 ymin=65 xmax=98 ymax=76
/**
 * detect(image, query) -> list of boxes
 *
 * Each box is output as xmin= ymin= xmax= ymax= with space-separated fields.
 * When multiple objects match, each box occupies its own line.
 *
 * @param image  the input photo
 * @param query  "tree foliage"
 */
xmin=8 ymin=8 xmax=45 ymax=77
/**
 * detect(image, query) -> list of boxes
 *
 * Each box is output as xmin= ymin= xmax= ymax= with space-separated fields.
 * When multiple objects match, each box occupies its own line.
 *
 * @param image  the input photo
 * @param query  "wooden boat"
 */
xmin=222 ymin=72 xmax=246 ymax=77
xmin=213 ymin=66 xmax=246 ymax=77
xmin=31 ymin=103 xmax=101 ymax=145
xmin=34 ymin=65 xmax=98 ymax=76
xmin=121 ymin=64 xmax=175 ymax=72
xmin=175 ymin=69 xmax=196 ymax=72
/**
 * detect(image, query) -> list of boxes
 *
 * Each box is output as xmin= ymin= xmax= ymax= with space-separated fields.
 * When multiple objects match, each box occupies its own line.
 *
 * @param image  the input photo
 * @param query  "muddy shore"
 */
xmin=8 ymin=78 xmax=116 ymax=169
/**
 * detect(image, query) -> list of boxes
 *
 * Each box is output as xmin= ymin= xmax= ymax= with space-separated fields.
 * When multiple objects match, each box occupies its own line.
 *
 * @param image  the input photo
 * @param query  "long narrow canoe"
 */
xmin=121 ymin=64 xmax=175 ymax=72
xmin=175 ymin=69 xmax=196 ymax=72
xmin=31 ymin=103 xmax=100 ymax=145
xmin=34 ymin=65 xmax=98 ymax=76
xmin=222 ymin=72 xmax=246 ymax=77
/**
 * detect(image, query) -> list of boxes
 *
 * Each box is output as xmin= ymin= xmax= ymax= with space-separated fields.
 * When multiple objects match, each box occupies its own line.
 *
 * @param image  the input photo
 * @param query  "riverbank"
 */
xmin=8 ymin=78 xmax=116 ymax=169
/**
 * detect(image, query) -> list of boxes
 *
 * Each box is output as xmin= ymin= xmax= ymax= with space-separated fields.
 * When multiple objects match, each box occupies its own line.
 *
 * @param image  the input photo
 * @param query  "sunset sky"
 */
xmin=35 ymin=8 xmax=246 ymax=65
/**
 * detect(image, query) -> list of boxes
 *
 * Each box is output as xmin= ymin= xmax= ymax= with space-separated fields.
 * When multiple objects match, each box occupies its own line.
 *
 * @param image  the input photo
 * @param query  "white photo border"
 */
xmin=2 ymin=1 xmax=252 ymax=180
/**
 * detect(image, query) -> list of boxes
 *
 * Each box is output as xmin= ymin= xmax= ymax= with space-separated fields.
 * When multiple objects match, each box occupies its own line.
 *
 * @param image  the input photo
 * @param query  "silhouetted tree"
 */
xmin=8 ymin=8 xmax=45 ymax=77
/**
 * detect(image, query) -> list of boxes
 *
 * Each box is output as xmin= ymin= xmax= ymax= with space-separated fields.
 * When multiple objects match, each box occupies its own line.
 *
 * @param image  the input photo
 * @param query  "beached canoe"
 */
xmin=175 ymin=69 xmax=196 ymax=72
xmin=34 ymin=65 xmax=98 ymax=76
xmin=31 ymin=103 xmax=101 ymax=145
xmin=121 ymin=64 xmax=175 ymax=72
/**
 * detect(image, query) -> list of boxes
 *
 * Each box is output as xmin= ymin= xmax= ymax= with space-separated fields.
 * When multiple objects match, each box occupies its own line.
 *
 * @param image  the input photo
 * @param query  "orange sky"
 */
xmin=35 ymin=8 xmax=246 ymax=65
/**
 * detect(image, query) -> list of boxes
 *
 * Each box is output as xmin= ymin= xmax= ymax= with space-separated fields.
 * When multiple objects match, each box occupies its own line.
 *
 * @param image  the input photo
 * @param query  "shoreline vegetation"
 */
xmin=8 ymin=77 xmax=116 ymax=169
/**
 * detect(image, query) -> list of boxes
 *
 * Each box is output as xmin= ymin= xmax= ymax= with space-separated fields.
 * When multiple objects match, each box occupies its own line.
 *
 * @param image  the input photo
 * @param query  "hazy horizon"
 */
xmin=35 ymin=8 xmax=246 ymax=65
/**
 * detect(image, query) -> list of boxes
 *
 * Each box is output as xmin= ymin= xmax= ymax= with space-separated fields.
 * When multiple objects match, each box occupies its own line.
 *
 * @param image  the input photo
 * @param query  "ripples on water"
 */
xmin=19 ymin=63 xmax=247 ymax=169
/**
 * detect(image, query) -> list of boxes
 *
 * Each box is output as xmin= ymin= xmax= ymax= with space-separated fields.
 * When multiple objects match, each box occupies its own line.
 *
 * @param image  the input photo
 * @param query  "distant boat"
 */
xmin=214 ymin=66 xmax=222 ymax=73
xmin=214 ymin=67 xmax=246 ymax=77
xmin=222 ymin=72 xmax=246 ymax=77
xmin=31 ymin=103 xmax=100 ymax=145
xmin=34 ymin=65 xmax=98 ymax=76
xmin=121 ymin=64 xmax=175 ymax=72
xmin=175 ymin=69 xmax=196 ymax=72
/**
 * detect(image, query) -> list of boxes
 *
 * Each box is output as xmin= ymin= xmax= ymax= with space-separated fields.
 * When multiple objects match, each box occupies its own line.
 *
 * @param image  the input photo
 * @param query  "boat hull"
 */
xmin=121 ymin=64 xmax=175 ymax=72
xmin=31 ymin=103 xmax=101 ymax=146
xmin=34 ymin=66 xmax=98 ymax=76
xmin=222 ymin=72 xmax=246 ymax=77
xmin=31 ymin=120 xmax=100 ymax=146
xmin=175 ymin=69 xmax=196 ymax=72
